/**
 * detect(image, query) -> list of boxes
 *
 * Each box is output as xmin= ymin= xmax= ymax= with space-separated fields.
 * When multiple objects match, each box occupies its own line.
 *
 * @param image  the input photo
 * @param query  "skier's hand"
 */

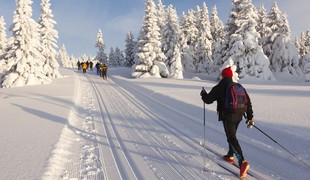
xmin=200 ymin=88 xmax=207 ymax=96
xmin=246 ymin=119 xmax=254 ymax=129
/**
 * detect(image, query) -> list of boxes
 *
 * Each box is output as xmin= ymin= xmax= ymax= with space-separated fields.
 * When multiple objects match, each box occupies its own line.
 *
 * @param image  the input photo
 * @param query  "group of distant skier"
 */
xmin=77 ymin=61 xmax=108 ymax=79
xmin=77 ymin=61 xmax=93 ymax=72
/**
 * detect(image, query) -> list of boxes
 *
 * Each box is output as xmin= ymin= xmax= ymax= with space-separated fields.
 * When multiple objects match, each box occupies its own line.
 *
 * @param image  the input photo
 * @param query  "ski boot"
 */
xmin=240 ymin=160 xmax=250 ymax=178
xmin=223 ymin=155 xmax=234 ymax=164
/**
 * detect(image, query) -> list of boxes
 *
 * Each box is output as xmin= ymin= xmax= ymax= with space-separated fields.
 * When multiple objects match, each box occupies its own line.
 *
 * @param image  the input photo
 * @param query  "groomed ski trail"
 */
xmin=81 ymin=71 xmax=267 ymax=179
xmin=44 ymin=69 xmax=275 ymax=180
xmin=85 ymin=73 xmax=209 ymax=180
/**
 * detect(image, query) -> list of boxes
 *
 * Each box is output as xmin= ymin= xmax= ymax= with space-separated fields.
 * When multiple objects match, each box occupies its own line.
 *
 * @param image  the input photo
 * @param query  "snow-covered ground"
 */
xmin=0 ymin=67 xmax=309 ymax=180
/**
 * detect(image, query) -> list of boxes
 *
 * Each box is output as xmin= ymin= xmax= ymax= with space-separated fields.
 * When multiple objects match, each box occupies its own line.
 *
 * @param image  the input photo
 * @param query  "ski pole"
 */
xmin=202 ymin=87 xmax=207 ymax=171
xmin=253 ymin=125 xmax=310 ymax=169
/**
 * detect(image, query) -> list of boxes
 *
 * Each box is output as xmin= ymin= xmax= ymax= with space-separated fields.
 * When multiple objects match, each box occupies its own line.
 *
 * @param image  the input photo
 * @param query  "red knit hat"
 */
xmin=221 ymin=67 xmax=233 ymax=78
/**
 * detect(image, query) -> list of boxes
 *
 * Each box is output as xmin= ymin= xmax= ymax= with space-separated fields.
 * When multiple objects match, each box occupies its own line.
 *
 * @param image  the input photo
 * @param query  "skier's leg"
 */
xmin=223 ymin=121 xmax=234 ymax=157
xmin=223 ymin=120 xmax=244 ymax=163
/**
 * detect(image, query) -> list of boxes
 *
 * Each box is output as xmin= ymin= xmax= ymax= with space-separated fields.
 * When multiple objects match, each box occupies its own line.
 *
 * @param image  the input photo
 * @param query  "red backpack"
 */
xmin=224 ymin=82 xmax=248 ymax=114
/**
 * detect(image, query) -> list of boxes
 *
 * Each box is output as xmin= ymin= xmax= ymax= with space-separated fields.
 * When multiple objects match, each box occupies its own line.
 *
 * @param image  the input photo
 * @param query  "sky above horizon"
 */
xmin=0 ymin=0 xmax=309 ymax=57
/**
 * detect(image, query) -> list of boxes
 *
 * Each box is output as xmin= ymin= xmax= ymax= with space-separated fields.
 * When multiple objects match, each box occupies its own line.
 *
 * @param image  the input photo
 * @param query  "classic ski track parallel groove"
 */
xmin=86 ymin=74 xmax=230 ymax=179
xmin=84 ymin=73 xmax=272 ymax=179
xmin=86 ymin=75 xmax=139 ymax=180
xmin=87 ymin=75 xmax=204 ymax=179
xmin=59 ymin=73 xmax=105 ymax=180
xmin=106 ymin=77 xmax=249 ymax=179
xmin=110 ymin=76 xmax=271 ymax=180
xmin=100 ymin=81 xmax=203 ymax=179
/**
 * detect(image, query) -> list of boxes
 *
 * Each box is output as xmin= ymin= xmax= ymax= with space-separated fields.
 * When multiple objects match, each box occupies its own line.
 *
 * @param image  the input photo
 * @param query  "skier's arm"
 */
xmin=201 ymin=85 xmax=219 ymax=104
xmin=246 ymin=93 xmax=253 ymax=120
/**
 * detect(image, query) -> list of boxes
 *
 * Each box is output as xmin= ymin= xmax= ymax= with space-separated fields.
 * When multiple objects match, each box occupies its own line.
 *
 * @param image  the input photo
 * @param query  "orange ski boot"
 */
xmin=240 ymin=160 xmax=250 ymax=178
xmin=223 ymin=155 xmax=234 ymax=164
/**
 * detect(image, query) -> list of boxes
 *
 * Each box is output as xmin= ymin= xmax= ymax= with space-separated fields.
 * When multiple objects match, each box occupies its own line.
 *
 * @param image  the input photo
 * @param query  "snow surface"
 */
xmin=0 ymin=67 xmax=309 ymax=180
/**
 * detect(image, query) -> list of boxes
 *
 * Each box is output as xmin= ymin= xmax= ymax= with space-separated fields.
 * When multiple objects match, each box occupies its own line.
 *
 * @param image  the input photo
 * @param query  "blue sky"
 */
xmin=0 ymin=0 xmax=309 ymax=57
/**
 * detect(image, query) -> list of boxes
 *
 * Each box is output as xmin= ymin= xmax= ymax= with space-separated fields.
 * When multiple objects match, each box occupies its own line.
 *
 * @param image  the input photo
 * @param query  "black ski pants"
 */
xmin=223 ymin=119 xmax=244 ymax=164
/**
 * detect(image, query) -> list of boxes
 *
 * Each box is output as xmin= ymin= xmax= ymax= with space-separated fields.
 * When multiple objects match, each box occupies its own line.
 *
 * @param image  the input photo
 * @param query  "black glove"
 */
xmin=246 ymin=118 xmax=254 ymax=129
xmin=200 ymin=88 xmax=206 ymax=96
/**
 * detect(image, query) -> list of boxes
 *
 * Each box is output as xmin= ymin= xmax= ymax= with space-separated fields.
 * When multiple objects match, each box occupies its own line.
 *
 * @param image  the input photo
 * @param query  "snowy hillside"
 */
xmin=0 ymin=67 xmax=309 ymax=180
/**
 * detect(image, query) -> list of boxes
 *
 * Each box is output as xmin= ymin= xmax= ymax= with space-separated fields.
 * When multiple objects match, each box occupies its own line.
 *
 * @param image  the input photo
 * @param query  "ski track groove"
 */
xmin=115 ymin=99 xmax=199 ymax=180
xmin=107 ymin=79 xmax=227 ymax=179
xmin=81 ymin=84 xmax=105 ymax=180
xmin=87 ymin=74 xmax=212 ymax=179
xmin=86 ymin=74 xmax=140 ymax=180
xmin=110 ymin=76 xmax=272 ymax=180
xmin=79 ymin=77 xmax=105 ymax=180
xmin=102 ymin=81 xmax=204 ymax=179
xmin=100 ymin=76 xmax=240 ymax=179
xmin=105 ymin=94 xmax=189 ymax=179
xmin=83 ymin=72 xmax=272 ymax=180
xmin=90 ymin=75 xmax=193 ymax=179
xmin=59 ymin=73 xmax=105 ymax=180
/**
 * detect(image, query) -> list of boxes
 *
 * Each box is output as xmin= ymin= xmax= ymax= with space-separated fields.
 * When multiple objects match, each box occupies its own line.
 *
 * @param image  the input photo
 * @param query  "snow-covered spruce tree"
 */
xmin=169 ymin=45 xmax=183 ymax=79
xmin=114 ymin=47 xmax=124 ymax=67
xmin=157 ymin=0 xmax=166 ymax=50
xmin=303 ymin=52 xmax=310 ymax=82
xmin=223 ymin=0 xmax=273 ymax=80
xmin=69 ymin=55 xmax=77 ymax=68
xmin=95 ymin=29 xmax=108 ymax=64
xmin=294 ymin=37 xmax=302 ymax=66
xmin=298 ymin=29 xmax=310 ymax=66
xmin=210 ymin=5 xmax=225 ymax=74
xmin=294 ymin=37 xmax=300 ymax=54
xmin=268 ymin=11 xmax=302 ymax=76
xmin=57 ymin=44 xmax=70 ymax=67
xmin=108 ymin=47 xmax=115 ymax=66
xmin=264 ymin=2 xmax=282 ymax=59
xmin=0 ymin=16 xmax=7 ymax=59
xmin=2 ymin=0 xmax=51 ymax=88
xmin=304 ymin=30 xmax=310 ymax=55
xmin=162 ymin=5 xmax=183 ymax=79
xmin=124 ymin=31 xmax=136 ymax=67
xmin=210 ymin=6 xmax=224 ymax=43
xmin=39 ymin=0 xmax=61 ymax=78
xmin=180 ymin=10 xmax=198 ymax=72
xmin=298 ymin=32 xmax=307 ymax=61
xmin=195 ymin=2 xmax=213 ymax=73
xmin=132 ymin=0 xmax=167 ymax=78
xmin=257 ymin=5 xmax=272 ymax=48
xmin=0 ymin=16 xmax=8 ymax=73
